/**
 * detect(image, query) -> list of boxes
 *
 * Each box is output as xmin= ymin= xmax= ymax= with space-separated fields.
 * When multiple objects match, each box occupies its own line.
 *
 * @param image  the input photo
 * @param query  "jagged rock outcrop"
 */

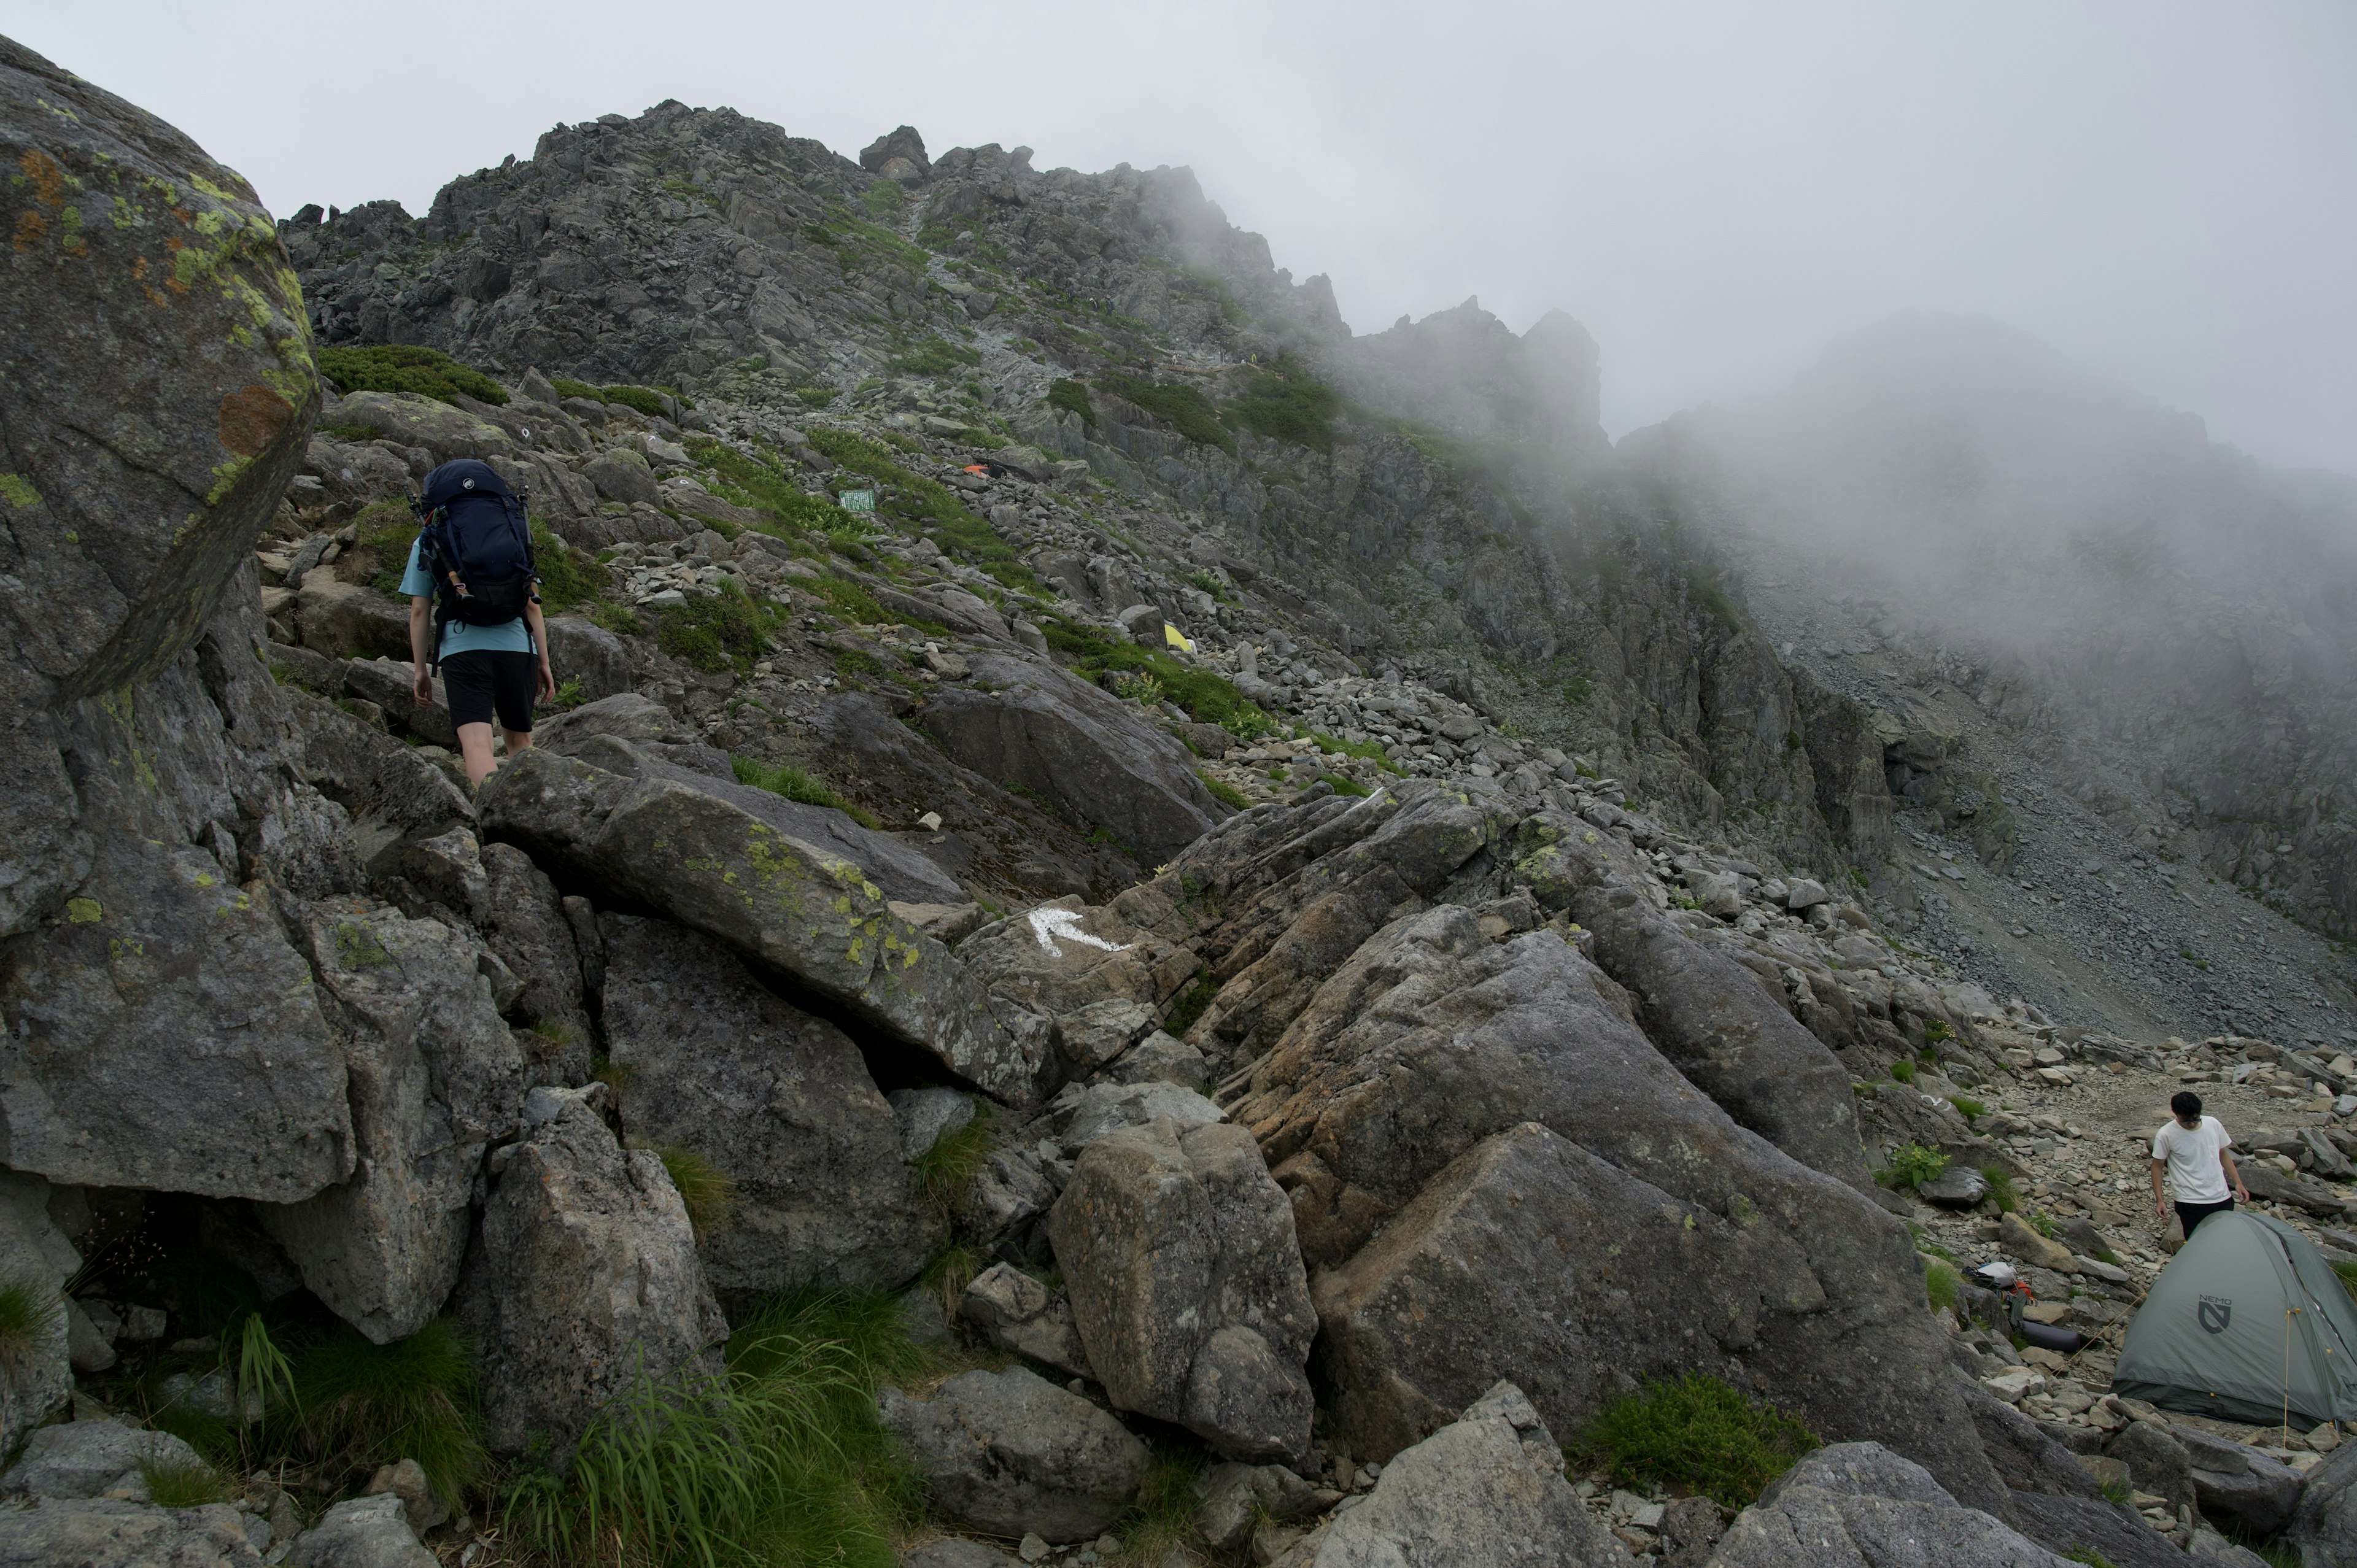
xmin=599 ymin=913 xmax=939 ymax=1294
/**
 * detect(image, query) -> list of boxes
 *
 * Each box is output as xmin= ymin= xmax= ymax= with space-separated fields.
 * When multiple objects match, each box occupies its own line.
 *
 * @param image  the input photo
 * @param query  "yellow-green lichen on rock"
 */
xmin=0 ymin=34 xmax=319 ymax=703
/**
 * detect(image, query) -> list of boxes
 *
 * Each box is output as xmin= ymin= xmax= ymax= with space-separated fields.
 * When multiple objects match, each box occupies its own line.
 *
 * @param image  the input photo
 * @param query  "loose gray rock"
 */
xmin=901 ymin=1542 xmax=1022 ymax=1568
xmin=2191 ymin=1443 xmax=2303 ymax=1535
xmin=957 ymin=897 xmax=1198 ymax=1079
xmin=459 ymin=1087 xmax=727 ymax=1465
xmin=287 ymin=1493 xmax=436 ymax=1568
xmin=0 ymin=1418 xmax=203 ymax=1500
xmin=600 ymin=914 xmax=939 ymax=1294
xmin=2288 ymin=1432 xmax=2357 ymax=1566
xmin=1919 ymin=1166 xmax=1992 ymax=1208
xmin=258 ymin=903 xmax=525 ymax=1343
xmin=0 ymin=1173 xmax=77 ymax=1450
xmin=1193 ymin=1462 xmax=1335 ymax=1552
xmin=1266 ymin=1382 xmax=1626 ymax=1567
xmin=1034 ymin=1079 xmax=1226 ymax=1158
xmin=1050 ymin=1118 xmax=1315 ymax=1463
xmin=961 ymin=1264 xmax=1094 ymax=1380
xmin=878 ymin=1366 xmax=1149 ymax=1542
xmin=891 ymin=1086 xmax=977 ymax=1162
xmin=2105 ymin=1420 xmax=2196 ymax=1516
xmin=0 ymin=1497 xmax=265 ymax=1567
xmin=1102 ymin=1030 xmax=1211 ymax=1092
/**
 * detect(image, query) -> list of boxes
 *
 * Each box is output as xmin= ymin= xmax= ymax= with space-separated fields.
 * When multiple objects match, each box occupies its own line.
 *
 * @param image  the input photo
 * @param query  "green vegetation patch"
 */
xmin=1201 ymin=773 xmax=1250 ymax=810
xmin=1948 ymin=1095 xmax=1988 ymax=1120
xmin=1925 ymin=1259 xmax=1962 ymax=1313
xmin=1880 ymin=1142 xmax=1948 ymax=1191
xmin=730 ymin=754 xmax=882 ymax=830
xmin=1570 ymin=1372 xmax=1820 ymax=1510
xmin=687 ymin=437 xmax=842 ymax=536
xmin=891 ymin=336 xmax=982 ymax=378
xmin=289 ymin=1316 xmax=489 ymax=1510
xmin=139 ymin=1453 xmax=228 ymax=1507
xmin=654 ymin=583 xmax=780 ymax=674
xmin=805 ymin=427 xmax=1040 ymax=594
xmin=912 ymin=1102 xmax=994 ymax=1221
xmin=318 ymin=344 xmax=509 ymax=407
xmin=1096 ymin=373 xmax=1233 ymax=455
xmin=1225 ymin=355 xmax=1340 ymax=450
xmin=1047 ymin=377 xmax=1097 ymax=428
xmin=531 ymin=523 xmax=611 ymax=614
xmin=1043 ymin=616 xmax=1274 ymax=739
xmin=1983 ymin=1166 xmax=2021 ymax=1215
xmin=657 ymin=1146 xmax=737 ymax=1239
xmin=1161 ymin=975 xmax=1220 ymax=1037
xmin=803 ymin=204 xmax=931 ymax=276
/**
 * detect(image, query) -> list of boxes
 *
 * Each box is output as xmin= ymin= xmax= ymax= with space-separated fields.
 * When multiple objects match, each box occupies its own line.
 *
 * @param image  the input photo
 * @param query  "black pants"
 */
xmin=2177 ymin=1197 xmax=2234 ymax=1239
xmin=440 ymin=650 xmax=538 ymax=732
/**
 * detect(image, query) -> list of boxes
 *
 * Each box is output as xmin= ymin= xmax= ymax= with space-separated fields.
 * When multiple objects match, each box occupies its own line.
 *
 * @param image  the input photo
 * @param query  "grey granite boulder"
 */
xmin=0 ymin=1497 xmax=265 ymax=1567
xmin=600 ymin=913 xmax=939 ymax=1294
xmin=0 ymin=1418 xmax=203 ymax=1500
xmin=1050 ymin=1118 xmax=1315 ymax=1463
xmin=477 ymin=746 xmax=1036 ymax=1104
xmin=287 ymin=1492 xmax=435 ymax=1568
xmin=1704 ymin=1443 xmax=2067 ymax=1567
xmin=459 ymin=1086 xmax=727 ymax=1465
xmin=258 ymin=903 xmax=525 ymax=1343
xmin=2286 ymin=1432 xmax=2357 ymax=1568
xmin=920 ymin=651 xmax=1227 ymax=864
xmin=956 ymin=895 xmax=1199 ymax=1078
xmin=1266 ymin=1383 xmax=1627 ymax=1567
xmin=0 ymin=1173 xmax=77 ymax=1450
xmin=878 ymin=1366 xmax=1148 ymax=1542
xmin=479 ymin=843 xmax=593 ymax=1084
xmin=959 ymin=1263 xmax=1093 ymax=1380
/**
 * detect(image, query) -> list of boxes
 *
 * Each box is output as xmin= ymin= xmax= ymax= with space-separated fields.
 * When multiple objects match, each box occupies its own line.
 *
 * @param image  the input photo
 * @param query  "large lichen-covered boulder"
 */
xmin=1049 ymin=1118 xmax=1316 ymax=1463
xmin=459 ymin=1086 xmax=727 ymax=1466
xmin=919 ymin=651 xmax=1228 ymax=865
xmin=600 ymin=913 xmax=939 ymax=1296
xmin=878 ymin=1367 xmax=1150 ymax=1543
xmin=1224 ymin=905 xmax=2005 ymax=1510
xmin=1703 ymin=1444 xmax=2069 ymax=1568
xmin=957 ymin=895 xmax=1200 ymax=1078
xmin=478 ymin=746 xmax=1037 ymax=1104
xmin=257 ymin=903 xmax=525 ymax=1343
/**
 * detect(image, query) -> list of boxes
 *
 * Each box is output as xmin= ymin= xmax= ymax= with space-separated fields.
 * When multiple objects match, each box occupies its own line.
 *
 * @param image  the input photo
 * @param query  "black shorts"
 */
xmin=2177 ymin=1197 xmax=2234 ymax=1239
xmin=440 ymin=650 xmax=538 ymax=732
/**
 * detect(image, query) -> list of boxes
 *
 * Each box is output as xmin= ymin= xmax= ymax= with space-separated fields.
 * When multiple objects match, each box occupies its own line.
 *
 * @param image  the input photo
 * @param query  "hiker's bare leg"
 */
xmin=457 ymin=722 xmax=499 ymax=787
xmin=501 ymin=727 xmax=533 ymax=761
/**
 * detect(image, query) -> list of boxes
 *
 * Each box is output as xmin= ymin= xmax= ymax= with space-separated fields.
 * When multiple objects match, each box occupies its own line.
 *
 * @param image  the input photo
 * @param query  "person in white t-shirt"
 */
xmin=2149 ymin=1090 xmax=2249 ymax=1240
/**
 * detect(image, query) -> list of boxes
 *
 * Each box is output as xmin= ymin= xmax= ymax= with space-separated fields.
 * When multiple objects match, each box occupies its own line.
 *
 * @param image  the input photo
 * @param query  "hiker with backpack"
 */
xmin=401 ymin=458 xmax=556 ymax=787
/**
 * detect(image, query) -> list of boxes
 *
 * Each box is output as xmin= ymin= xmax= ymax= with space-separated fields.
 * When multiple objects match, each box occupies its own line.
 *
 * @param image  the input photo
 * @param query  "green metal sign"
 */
xmin=837 ymin=488 xmax=877 ymax=512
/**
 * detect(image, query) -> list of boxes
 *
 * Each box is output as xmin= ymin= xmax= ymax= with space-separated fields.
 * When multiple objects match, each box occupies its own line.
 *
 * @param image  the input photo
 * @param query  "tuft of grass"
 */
xmin=532 ymin=522 xmax=611 ymax=615
xmin=1881 ymin=1143 xmax=1948 ymax=1191
xmin=1042 ymin=617 xmax=1273 ymax=739
xmin=1983 ymin=1167 xmax=2021 ymax=1215
xmin=658 ymin=1146 xmax=738 ymax=1238
xmin=686 ymin=438 xmax=842 ymax=536
xmin=1201 ymin=773 xmax=1250 ymax=810
xmin=1098 ymin=1440 xmax=1212 ymax=1567
xmin=1161 ymin=975 xmax=1220 ymax=1037
xmin=0 ymin=1279 xmax=60 ymax=1362
xmin=1924 ymin=1018 xmax=1955 ymax=1043
xmin=654 ymin=582 xmax=780 ymax=674
xmin=1310 ymin=730 xmax=1401 ymax=774
xmin=596 ymin=384 xmax=688 ymax=418
xmin=290 ymin=1318 xmax=488 ymax=1510
xmin=1948 ymin=1095 xmax=1988 ymax=1120
xmin=889 ymin=336 xmax=981 ymax=378
xmin=1570 ymin=1372 xmax=1820 ymax=1511
xmin=1925 ymin=1260 xmax=1961 ymax=1313
xmin=1047 ymin=378 xmax=1096 ymax=428
xmin=2064 ymin=1550 xmax=2120 ymax=1568
xmin=1110 ymin=670 xmax=1166 ymax=707
xmin=138 ymin=1454 xmax=228 ymax=1507
xmin=911 ymin=1105 xmax=993 ymax=1222
xmin=1890 ymin=1059 xmax=1917 ymax=1084
xmin=506 ymin=1287 xmax=918 ymax=1568
xmin=808 ymin=573 xmax=891 ymax=627
xmin=919 ymin=1242 xmax=986 ymax=1324
xmin=731 ymin=755 xmax=883 ymax=831
xmin=2334 ymin=1261 xmax=2357 ymax=1302
xmin=320 ymin=421 xmax=382 ymax=442
xmin=319 ymin=344 xmax=508 ymax=406
xmin=550 ymin=678 xmax=586 ymax=711
xmin=2030 ymin=1210 xmax=2057 ymax=1240
xmin=2099 ymin=1476 xmax=2134 ymax=1508
xmin=1319 ymin=772 xmax=1372 ymax=798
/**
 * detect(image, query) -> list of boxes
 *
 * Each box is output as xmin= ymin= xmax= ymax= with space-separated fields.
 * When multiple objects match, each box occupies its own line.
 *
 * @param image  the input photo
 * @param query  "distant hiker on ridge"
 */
xmin=403 ymin=458 xmax=556 ymax=787
xmin=2150 ymin=1089 xmax=2250 ymax=1242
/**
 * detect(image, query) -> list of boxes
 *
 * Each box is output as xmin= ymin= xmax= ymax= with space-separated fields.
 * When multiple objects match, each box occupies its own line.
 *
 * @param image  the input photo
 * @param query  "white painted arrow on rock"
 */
xmin=1029 ymin=907 xmax=1131 ymax=959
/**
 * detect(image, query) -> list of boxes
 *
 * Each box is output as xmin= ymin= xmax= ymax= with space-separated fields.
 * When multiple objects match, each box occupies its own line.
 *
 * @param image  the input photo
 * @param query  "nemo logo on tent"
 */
xmin=2197 ymin=1296 xmax=2233 ymax=1335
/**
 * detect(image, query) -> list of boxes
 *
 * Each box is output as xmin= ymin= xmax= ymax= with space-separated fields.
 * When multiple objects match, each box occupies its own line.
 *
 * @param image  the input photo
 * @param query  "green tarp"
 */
xmin=2113 ymin=1210 xmax=2357 ymax=1429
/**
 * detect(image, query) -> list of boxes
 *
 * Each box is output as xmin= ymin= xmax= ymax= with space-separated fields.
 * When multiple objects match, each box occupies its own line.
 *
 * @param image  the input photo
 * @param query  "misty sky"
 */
xmin=13 ymin=2 xmax=2356 ymax=474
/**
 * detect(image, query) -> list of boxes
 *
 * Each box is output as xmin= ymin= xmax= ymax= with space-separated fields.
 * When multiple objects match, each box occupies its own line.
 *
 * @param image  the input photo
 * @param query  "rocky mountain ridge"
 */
xmin=4 ymin=37 xmax=2356 ymax=1568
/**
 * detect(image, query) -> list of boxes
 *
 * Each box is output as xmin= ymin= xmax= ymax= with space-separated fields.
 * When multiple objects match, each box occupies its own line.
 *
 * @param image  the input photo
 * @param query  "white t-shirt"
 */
xmin=2153 ymin=1114 xmax=2234 ymax=1205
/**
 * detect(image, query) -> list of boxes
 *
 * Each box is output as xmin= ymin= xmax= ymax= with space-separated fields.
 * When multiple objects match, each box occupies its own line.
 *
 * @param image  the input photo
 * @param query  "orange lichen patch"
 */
xmin=20 ymin=148 xmax=66 ymax=207
xmin=217 ymin=385 xmax=293 ymax=457
xmin=164 ymin=233 xmax=189 ymax=293
xmin=13 ymin=209 xmax=45 ymax=252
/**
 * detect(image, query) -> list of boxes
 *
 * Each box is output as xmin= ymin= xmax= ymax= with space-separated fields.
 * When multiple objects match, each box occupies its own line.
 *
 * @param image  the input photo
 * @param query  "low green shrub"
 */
xmin=320 ymin=422 xmax=382 ymax=442
xmin=657 ymin=1146 xmax=737 ymax=1238
xmin=862 ymin=182 xmax=905 ymax=221
xmin=1047 ymin=378 xmax=1096 ymax=428
xmin=2335 ymin=1260 xmax=2357 ymax=1302
xmin=1925 ymin=1260 xmax=1961 ymax=1313
xmin=602 ymin=383 xmax=689 ymax=417
xmin=1983 ymin=1167 xmax=2021 ymax=1215
xmin=1320 ymin=772 xmax=1372 ymax=798
xmin=1042 ymin=618 xmax=1272 ymax=739
xmin=890 ymin=336 xmax=982 ymax=377
xmin=1882 ymin=1143 xmax=1948 ymax=1191
xmin=805 ymin=428 xmax=1040 ymax=594
xmin=1100 ymin=1440 xmax=1213 ymax=1567
xmin=318 ymin=344 xmax=509 ymax=406
xmin=531 ymin=523 xmax=610 ymax=614
xmin=686 ymin=438 xmax=841 ymax=536
xmin=1224 ymin=355 xmax=1339 ymax=450
xmin=730 ymin=755 xmax=881 ymax=829
xmin=1096 ymin=374 xmax=1232 ymax=454
xmin=1890 ymin=1059 xmax=1917 ymax=1084
xmin=654 ymin=584 xmax=778 ymax=674
xmin=548 ymin=376 xmax=603 ymax=403
xmin=1570 ymin=1372 xmax=1819 ymax=1510
xmin=1948 ymin=1095 xmax=1988 ymax=1120
xmin=1924 ymin=1019 xmax=1955 ymax=1043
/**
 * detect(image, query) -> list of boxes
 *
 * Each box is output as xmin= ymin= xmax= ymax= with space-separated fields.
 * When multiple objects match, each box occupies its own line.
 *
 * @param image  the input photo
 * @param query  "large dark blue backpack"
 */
xmin=410 ymin=460 xmax=536 ymax=671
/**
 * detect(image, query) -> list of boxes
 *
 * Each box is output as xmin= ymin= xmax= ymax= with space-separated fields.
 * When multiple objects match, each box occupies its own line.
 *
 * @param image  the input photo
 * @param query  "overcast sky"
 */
xmin=14 ymin=2 xmax=2356 ymax=473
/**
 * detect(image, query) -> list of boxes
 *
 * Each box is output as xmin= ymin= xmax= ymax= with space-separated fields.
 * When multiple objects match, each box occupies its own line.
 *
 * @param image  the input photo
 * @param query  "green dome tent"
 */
xmin=2113 ymin=1210 xmax=2357 ymax=1429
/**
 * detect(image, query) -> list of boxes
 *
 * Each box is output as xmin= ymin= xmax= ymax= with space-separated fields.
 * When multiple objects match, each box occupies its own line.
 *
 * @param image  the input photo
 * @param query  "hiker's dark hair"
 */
xmin=2170 ymin=1090 xmax=2203 ymax=1121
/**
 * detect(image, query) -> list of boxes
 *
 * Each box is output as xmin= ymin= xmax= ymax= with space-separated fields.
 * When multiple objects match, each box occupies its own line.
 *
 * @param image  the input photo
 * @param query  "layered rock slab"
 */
xmin=599 ymin=913 xmax=939 ymax=1294
xmin=478 ymin=745 xmax=1034 ymax=1103
xmin=1049 ymin=1117 xmax=1315 ymax=1462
